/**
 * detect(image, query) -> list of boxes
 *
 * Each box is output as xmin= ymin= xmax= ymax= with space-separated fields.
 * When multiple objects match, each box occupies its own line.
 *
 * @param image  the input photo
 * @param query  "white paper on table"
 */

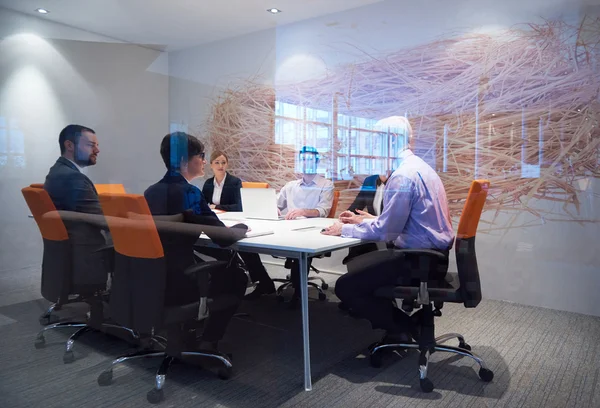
xmin=220 ymin=219 xmax=274 ymax=238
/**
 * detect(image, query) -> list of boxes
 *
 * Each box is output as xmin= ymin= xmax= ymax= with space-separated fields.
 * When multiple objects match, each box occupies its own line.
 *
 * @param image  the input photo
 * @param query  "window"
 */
xmin=275 ymin=101 xmax=331 ymax=175
xmin=274 ymin=101 xmax=404 ymax=178
xmin=0 ymin=117 xmax=26 ymax=169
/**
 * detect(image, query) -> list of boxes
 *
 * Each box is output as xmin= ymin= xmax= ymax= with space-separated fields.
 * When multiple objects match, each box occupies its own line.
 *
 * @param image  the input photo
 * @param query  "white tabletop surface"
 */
xmin=196 ymin=212 xmax=363 ymax=255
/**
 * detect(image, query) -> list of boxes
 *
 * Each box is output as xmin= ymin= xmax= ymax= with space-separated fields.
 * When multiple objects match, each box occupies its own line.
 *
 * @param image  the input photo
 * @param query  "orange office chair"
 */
xmin=94 ymin=184 xmax=126 ymax=194
xmin=22 ymin=187 xmax=130 ymax=363
xmin=327 ymin=190 xmax=340 ymax=218
xmin=22 ymin=187 xmax=77 ymax=325
xmin=242 ymin=181 xmax=269 ymax=189
xmin=368 ymin=180 xmax=494 ymax=392
xmin=96 ymin=193 xmax=236 ymax=403
xmin=29 ymin=184 xmax=126 ymax=194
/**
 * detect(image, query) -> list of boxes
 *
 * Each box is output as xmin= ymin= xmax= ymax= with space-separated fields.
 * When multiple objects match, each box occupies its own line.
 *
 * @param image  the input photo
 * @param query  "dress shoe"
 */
xmin=244 ymin=281 xmax=276 ymax=300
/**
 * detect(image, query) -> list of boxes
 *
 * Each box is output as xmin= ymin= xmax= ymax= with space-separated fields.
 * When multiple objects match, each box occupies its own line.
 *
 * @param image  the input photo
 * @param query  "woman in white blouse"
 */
xmin=201 ymin=151 xmax=275 ymax=297
xmin=202 ymin=151 xmax=243 ymax=212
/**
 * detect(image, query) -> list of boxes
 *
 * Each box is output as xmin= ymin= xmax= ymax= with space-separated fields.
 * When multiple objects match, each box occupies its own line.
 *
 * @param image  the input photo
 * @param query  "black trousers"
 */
xmin=335 ymin=249 xmax=448 ymax=334
xmin=203 ymin=262 xmax=248 ymax=342
xmin=262 ymin=258 xmax=313 ymax=296
xmin=170 ymin=255 xmax=247 ymax=343
xmin=195 ymin=246 xmax=269 ymax=285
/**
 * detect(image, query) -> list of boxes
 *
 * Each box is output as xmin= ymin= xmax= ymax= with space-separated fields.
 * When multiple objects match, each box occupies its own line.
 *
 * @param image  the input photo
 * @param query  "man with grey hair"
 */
xmin=322 ymin=116 xmax=454 ymax=342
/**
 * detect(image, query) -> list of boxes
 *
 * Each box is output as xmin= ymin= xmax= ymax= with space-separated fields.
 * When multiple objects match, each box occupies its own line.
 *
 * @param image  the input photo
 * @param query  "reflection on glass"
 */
xmin=276 ymin=101 xmax=411 ymax=178
xmin=0 ymin=117 xmax=26 ymax=168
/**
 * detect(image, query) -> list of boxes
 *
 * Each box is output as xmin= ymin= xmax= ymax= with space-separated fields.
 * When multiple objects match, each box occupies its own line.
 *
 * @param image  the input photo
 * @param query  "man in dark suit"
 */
xmin=144 ymin=132 xmax=247 ymax=351
xmin=44 ymin=124 xmax=109 ymax=289
xmin=347 ymin=174 xmax=382 ymax=216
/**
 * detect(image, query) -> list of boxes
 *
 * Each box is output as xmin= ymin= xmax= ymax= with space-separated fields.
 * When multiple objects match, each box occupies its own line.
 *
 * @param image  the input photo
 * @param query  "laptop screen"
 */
xmin=240 ymin=188 xmax=280 ymax=220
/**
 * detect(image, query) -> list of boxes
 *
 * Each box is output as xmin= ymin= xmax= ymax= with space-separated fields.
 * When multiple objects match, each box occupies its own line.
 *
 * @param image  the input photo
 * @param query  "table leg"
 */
xmin=298 ymin=252 xmax=312 ymax=391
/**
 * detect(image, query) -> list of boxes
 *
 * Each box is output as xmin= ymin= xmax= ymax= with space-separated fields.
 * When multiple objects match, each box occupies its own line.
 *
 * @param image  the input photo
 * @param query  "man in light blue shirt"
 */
xmin=277 ymin=146 xmax=334 ymax=219
xmin=246 ymin=146 xmax=334 ymax=304
xmin=322 ymin=117 xmax=454 ymax=339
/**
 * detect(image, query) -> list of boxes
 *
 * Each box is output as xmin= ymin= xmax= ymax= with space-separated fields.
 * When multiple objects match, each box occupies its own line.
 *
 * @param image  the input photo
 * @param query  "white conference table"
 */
xmin=196 ymin=213 xmax=363 ymax=391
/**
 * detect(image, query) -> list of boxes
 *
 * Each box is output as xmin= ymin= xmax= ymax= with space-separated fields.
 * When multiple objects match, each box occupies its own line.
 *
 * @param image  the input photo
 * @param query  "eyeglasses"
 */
xmin=197 ymin=152 xmax=206 ymax=160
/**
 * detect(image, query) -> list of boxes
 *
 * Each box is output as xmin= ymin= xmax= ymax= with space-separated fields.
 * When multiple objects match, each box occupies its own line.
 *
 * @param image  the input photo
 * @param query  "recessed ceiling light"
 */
xmin=35 ymin=8 xmax=49 ymax=14
xmin=267 ymin=8 xmax=282 ymax=14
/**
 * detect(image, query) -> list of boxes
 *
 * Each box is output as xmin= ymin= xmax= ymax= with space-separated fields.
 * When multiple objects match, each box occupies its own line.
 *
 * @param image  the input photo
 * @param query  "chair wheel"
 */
xmin=34 ymin=336 xmax=46 ymax=349
xmin=321 ymin=283 xmax=329 ymax=290
xmin=146 ymin=388 xmax=164 ymax=404
xmin=369 ymin=351 xmax=383 ymax=368
xmin=97 ymin=370 xmax=113 ymax=386
xmin=276 ymin=295 xmax=285 ymax=303
xmin=63 ymin=350 xmax=75 ymax=364
xmin=218 ymin=366 xmax=233 ymax=380
xmin=420 ymin=378 xmax=434 ymax=393
xmin=318 ymin=293 xmax=326 ymax=301
xmin=479 ymin=368 xmax=494 ymax=382
xmin=458 ymin=342 xmax=471 ymax=351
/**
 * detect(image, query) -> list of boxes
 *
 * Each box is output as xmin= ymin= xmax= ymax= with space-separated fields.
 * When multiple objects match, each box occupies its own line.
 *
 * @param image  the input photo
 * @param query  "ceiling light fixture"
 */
xmin=35 ymin=8 xmax=49 ymax=14
xmin=267 ymin=8 xmax=282 ymax=14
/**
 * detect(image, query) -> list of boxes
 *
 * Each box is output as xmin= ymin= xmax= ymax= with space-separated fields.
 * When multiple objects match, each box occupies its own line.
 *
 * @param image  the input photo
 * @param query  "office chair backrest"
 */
xmin=95 ymin=184 xmax=126 ymax=194
xmin=99 ymin=193 xmax=166 ymax=333
xmin=454 ymin=179 xmax=489 ymax=308
xmin=328 ymin=190 xmax=341 ymax=218
xmin=242 ymin=181 xmax=269 ymax=189
xmin=21 ymin=187 xmax=72 ymax=302
xmin=29 ymin=183 xmax=44 ymax=189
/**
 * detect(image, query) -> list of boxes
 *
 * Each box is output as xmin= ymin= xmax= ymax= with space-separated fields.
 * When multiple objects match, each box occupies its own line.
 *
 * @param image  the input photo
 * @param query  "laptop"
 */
xmin=240 ymin=188 xmax=286 ymax=221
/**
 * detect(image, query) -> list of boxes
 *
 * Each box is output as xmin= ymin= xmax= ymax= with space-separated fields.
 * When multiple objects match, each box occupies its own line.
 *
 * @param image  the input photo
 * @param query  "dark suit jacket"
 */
xmin=43 ymin=157 xmax=108 ymax=289
xmin=347 ymin=174 xmax=384 ymax=215
xmin=145 ymin=172 xmax=228 ymax=305
xmin=202 ymin=173 xmax=243 ymax=212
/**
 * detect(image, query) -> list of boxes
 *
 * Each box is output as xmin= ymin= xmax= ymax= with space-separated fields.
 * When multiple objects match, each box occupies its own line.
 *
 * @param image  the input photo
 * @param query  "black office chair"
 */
xmin=22 ymin=187 xmax=135 ymax=363
xmin=274 ymin=190 xmax=340 ymax=303
xmin=95 ymin=193 xmax=239 ymax=404
xmin=368 ymin=180 xmax=494 ymax=392
xmin=26 ymin=183 xmax=85 ymax=325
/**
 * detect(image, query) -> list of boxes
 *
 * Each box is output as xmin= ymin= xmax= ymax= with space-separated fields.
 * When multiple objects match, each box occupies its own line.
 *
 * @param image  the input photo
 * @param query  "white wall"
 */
xmin=168 ymin=0 xmax=600 ymax=316
xmin=0 ymin=9 xmax=170 ymax=272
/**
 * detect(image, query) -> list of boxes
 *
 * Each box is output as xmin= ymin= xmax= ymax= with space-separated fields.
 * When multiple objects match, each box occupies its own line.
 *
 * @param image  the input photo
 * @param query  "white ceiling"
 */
xmin=0 ymin=0 xmax=383 ymax=50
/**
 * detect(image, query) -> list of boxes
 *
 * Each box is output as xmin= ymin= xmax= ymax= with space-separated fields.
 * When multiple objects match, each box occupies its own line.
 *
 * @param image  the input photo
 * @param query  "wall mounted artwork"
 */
xmin=205 ymin=17 xmax=599 ymax=226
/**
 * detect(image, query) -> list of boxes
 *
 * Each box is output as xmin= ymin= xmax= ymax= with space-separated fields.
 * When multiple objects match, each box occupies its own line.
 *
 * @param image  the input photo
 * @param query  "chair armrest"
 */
xmin=93 ymin=244 xmax=115 ymax=273
xmin=392 ymin=248 xmax=447 ymax=259
xmin=184 ymin=261 xmax=228 ymax=297
xmin=392 ymin=249 xmax=448 ymax=305
xmin=93 ymin=244 xmax=114 ymax=255
xmin=184 ymin=261 xmax=228 ymax=321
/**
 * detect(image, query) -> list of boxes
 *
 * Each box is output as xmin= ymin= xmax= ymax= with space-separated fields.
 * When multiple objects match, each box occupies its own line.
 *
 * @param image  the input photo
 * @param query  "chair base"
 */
xmin=39 ymin=303 xmax=62 ymax=325
xmin=368 ymin=332 xmax=494 ymax=392
xmin=97 ymin=342 xmax=233 ymax=404
xmin=273 ymin=279 xmax=327 ymax=303
xmin=38 ymin=296 xmax=86 ymax=325
xmin=35 ymin=321 xmax=140 ymax=363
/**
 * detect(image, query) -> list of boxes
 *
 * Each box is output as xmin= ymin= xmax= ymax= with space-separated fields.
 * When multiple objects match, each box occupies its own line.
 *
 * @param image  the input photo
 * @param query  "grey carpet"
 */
xmin=0 ymin=294 xmax=598 ymax=408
